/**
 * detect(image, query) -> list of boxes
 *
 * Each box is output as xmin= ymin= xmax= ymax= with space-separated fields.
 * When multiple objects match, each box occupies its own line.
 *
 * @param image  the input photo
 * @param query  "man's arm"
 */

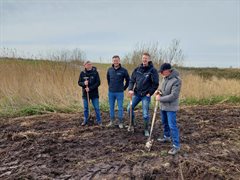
xmin=128 ymin=69 xmax=136 ymax=91
xmin=78 ymin=72 xmax=86 ymax=88
xmin=106 ymin=69 xmax=110 ymax=86
xmin=148 ymin=69 xmax=159 ymax=96
xmin=124 ymin=69 xmax=130 ymax=90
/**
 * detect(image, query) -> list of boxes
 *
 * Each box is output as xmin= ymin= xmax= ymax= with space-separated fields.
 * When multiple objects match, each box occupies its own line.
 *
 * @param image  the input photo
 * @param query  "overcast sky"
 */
xmin=0 ymin=0 xmax=239 ymax=67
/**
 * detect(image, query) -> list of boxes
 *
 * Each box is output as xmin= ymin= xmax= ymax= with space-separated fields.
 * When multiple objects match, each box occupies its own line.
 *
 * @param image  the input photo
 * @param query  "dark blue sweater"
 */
xmin=107 ymin=64 xmax=130 ymax=92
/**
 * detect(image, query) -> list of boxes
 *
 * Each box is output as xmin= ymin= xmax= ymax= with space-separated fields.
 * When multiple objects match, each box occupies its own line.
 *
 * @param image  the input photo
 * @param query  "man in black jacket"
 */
xmin=128 ymin=52 xmax=159 ymax=136
xmin=78 ymin=61 xmax=102 ymax=126
xmin=106 ymin=55 xmax=130 ymax=128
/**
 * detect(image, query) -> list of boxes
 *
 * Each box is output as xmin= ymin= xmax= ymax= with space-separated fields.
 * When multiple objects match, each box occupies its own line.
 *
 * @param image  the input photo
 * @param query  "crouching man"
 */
xmin=156 ymin=63 xmax=182 ymax=155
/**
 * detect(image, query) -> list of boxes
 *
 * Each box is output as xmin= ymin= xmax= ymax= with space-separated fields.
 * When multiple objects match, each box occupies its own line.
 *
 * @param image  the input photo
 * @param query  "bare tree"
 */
xmin=70 ymin=48 xmax=86 ymax=63
xmin=122 ymin=39 xmax=184 ymax=66
xmin=163 ymin=39 xmax=184 ymax=65
xmin=47 ymin=48 xmax=86 ymax=63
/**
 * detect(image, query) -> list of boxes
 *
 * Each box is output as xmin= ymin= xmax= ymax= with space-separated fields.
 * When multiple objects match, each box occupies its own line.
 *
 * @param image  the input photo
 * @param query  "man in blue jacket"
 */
xmin=78 ymin=61 xmax=102 ymax=126
xmin=128 ymin=52 xmax=159 ymax=136
xmin=107 ymin=55 xmax=130 ymax=128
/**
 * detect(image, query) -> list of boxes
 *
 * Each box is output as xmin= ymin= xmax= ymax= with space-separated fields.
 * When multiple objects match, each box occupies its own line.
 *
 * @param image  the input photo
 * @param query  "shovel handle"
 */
xmin=129 ymin=96 xmax=133 ymax=127
xmin=86 ymin=85 xmax=91 ymax=115
xmin=149 ymin=100 xmax=159 ymax=138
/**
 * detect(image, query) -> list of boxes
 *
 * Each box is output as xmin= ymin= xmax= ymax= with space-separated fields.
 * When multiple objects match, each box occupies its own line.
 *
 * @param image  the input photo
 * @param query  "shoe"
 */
xmin=168 ymin=147 xmax=180 ymax=155
xmin=81 ymin=122 xmax=87 ymax=126
xmin=98 ymin=122 xmax=103 ymax=127
xmin=118 ymin=123 xmax=124 ymax=129
xmin=144 ymin=130 xmax=150 ymax=137
xmin=106 ymin=121 xmax=113 ymax=127
xmin=157 ymin=136 xmax=171 ymax=143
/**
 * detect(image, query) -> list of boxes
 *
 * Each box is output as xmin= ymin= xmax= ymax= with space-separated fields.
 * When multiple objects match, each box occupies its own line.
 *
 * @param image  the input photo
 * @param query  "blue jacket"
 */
xmin=128 ymin=61 xmax=159 ymax=96
xmin=78 ymin=67 xmax=101 ymax=99
xmin=107 ymin=64 xmax=130 ymax=92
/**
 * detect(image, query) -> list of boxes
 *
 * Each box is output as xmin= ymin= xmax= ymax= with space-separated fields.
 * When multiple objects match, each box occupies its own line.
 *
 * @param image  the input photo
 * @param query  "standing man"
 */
xmin=106 ymin=55 xmax=130 ymax=128
xmin=156 ymin=63 xmax=182 ymax=155
xmin=128 ymin=52 xmax=159 ymax=136
xmin=78 ymin=60 xmax=102 ymax=126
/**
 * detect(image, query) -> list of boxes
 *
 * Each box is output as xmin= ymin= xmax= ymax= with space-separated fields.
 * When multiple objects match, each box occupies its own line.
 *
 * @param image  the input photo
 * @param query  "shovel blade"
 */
xmin=145 ymin=139 xmax=154 ymax=151
xmin=127 ymin=126 xmax=134 ymax=132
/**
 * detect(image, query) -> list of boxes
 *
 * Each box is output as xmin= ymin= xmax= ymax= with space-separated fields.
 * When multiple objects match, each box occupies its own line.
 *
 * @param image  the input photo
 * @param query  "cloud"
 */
xmin=1 ymin=0 xmax=239 ymax=67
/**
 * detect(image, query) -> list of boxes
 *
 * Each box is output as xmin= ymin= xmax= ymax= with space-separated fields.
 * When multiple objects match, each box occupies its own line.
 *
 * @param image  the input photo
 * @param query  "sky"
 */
xmin=0 ymin=0 xmax=239 ymax=67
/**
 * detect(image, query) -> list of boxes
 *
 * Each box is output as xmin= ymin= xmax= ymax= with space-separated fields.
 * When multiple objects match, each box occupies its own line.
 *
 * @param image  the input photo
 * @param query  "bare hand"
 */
xmin=84 ymin=80 xmax=88 ymax=86
xmin=146 ymin=93 xmax=150 ymax=97
xmin=156 ymin=94 xmax=161 ymax=101
xmin=128 ymin=90 xmax=134 ymax=97
xmin=85 ymin=87 xmax=90 ymax=92
xmin=155 ymin=90 xmax=161 ymax=95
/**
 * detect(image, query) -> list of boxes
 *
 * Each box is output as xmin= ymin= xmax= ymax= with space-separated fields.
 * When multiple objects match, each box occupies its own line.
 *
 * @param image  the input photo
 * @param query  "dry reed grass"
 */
xmin=0 ymin=59 xmax=239 ymax=112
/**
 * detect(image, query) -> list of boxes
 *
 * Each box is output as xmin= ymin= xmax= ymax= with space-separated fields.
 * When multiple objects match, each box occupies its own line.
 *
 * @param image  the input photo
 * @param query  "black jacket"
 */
xmin=78 ymin=67 xmax=101 ymax=99
xmin=128 ymin=61 xmax=159 ymax=96
xmin=107 ymin=64 xmax=130 ymax=92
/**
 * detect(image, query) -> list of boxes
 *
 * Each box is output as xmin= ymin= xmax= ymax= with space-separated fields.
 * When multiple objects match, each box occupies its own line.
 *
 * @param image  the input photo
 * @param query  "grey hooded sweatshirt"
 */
xmin=159 ymin=69 xmax=182 ymax=111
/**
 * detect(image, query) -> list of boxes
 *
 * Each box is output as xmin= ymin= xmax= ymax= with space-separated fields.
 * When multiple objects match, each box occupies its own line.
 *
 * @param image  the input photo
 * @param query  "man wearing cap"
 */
xmin=106 ymin=55 xmax=130 ymax=129
xmin=128 ymin=52 xmax=159 ymax=137
xmin=156 ymin=63 xmax=182 ymax=155
xmin=78 ymin=61 xmax=102 ymax=126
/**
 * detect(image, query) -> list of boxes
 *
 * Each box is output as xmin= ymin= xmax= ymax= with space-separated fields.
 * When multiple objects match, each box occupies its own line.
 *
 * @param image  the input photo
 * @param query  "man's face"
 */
xmin=161 ymin=70 xmax=171 ymax=77
xmin=84 ymin=63 xmax=92 ymax=70
xmin=142 ymin=55 xmax=150 ymax=66
xmin=112 ymin=57 xmax=120 ymax=68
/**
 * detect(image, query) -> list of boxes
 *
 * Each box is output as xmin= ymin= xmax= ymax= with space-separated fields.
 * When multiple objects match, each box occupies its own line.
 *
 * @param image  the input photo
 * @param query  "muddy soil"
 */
xmin=0 ymin=105 xmax=240 ymax=179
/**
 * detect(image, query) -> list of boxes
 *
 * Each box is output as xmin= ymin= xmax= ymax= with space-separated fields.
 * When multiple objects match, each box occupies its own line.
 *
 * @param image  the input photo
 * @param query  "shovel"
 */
xmin=145 ymin=99 xmax=159 ymax=151
xmin=127 ymin=95 xmax=134 ymax=132
xmin=84 ymin=77 xmax=93 ymax=125
xmin=86 ymin=85 xmax=93 ymax=123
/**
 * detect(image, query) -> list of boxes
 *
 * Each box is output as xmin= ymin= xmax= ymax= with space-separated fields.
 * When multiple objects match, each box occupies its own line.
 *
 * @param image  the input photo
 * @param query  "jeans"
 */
xmin=160 ymin=110 xmax=180 ymax=148
xmin=108 ymin=92 xmax=124 ymax=122
xmin=83 ymin=97 xmax=101 ymax=124
xmin=127 ymin=95 xmax=151 ymax=123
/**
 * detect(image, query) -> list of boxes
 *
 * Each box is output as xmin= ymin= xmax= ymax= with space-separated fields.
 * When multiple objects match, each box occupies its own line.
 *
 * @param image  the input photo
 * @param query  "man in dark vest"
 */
xmin=106 ymin=55 xmax=130 ymax=128
xmin=78 ymin=61 xmax=102 ymax=126
xmin=128 ymin=52 xmax=159 ymax=136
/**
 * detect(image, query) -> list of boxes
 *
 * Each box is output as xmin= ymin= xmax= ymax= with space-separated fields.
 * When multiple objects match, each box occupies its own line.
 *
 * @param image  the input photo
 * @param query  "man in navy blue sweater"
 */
xmin=128 ymin=53 xmax=159 ymax=136
xmin=107 ymin=55 xmax=130 ymax=128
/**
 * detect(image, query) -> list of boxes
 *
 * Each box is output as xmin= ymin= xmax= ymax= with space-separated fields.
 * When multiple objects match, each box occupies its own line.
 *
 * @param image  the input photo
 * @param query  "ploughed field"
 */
xmin=0 ymin=105 xmax=240 ymax=179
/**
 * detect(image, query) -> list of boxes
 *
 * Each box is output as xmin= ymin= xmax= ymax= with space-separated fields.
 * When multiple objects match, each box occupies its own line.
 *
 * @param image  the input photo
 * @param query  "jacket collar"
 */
xmin=85 ymin=66 xmax=96 ymax=72
xmin=139 ymin=61 xmax=153 ymax=70
xmin=165 ymin=69 xmax=180 ymax=79
xmin=112 ymin=64 xmax=122 ymax=70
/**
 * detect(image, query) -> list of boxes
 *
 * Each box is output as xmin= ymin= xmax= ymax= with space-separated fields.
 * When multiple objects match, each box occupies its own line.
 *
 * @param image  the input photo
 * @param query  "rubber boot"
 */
xmin=144 ymin=121 xmax=150 ymax=137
